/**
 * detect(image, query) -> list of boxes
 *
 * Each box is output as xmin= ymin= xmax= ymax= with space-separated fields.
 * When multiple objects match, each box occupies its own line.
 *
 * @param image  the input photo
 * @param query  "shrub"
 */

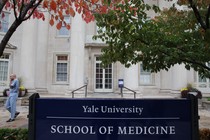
xmin=0 ymin=128 xmax=28 ymax=140
xmin=200 ymin=128 xmax=210 ymax=140
xmin=0 ymin=128 xmax=209 ymax=140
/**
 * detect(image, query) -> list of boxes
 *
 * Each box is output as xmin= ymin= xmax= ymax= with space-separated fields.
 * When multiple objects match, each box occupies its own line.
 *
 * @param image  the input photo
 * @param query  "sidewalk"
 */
xmin=1 ymin=104 xmax=210 ymax=129
xmin=0 ymin=106 xmax=28 ymax=129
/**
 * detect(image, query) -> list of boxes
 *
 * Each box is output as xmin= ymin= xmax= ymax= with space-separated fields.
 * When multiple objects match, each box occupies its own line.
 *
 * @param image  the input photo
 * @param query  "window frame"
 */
xmin=0 ymin=11 xmax=10 ymax=34
xmin=0 ymin=53 xmax=10 ymax=86
xmin=54 ymin=54 xmax=69 ymax=84
xmin=56 ymin=16 xmax=71 ymax=37
xmin=139 ymin=63 xmax=155 ymax=86
xmin=196 ymin=62 xmax=210 ymax=89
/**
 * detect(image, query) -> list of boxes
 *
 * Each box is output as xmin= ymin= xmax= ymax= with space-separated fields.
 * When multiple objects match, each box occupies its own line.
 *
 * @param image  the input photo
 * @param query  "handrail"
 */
xmin=122 ymin=86 xmax=137 ymax=99
xmin=71 ymin=84 xmax=88 ymax=98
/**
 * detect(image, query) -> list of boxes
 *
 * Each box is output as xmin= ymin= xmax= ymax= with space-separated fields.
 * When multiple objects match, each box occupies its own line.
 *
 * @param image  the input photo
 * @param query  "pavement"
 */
xmin=0 ymin=106 xmax=28 ymax=129
xmin=0 ymin=106 xmax=210 ymax=129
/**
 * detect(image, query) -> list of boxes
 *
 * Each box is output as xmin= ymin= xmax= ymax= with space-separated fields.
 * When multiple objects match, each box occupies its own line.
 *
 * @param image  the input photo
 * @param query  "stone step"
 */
xmin=0 ymin=95 xmax=30 ymax=106
xmin=0 ymin=99 xmax=4 ymax=107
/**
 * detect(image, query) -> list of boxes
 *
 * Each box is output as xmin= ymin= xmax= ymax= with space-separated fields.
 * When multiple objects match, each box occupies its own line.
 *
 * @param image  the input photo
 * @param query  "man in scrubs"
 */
xmin=5 ymin=74 xmax=20 ymax=122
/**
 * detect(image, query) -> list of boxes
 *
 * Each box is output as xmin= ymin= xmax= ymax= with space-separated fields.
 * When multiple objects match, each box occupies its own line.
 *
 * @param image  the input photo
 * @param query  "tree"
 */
xmin=94 ymin=0 xmax=210 ymax=78
xmin=0 ymin=0 xmax=121 ymax=57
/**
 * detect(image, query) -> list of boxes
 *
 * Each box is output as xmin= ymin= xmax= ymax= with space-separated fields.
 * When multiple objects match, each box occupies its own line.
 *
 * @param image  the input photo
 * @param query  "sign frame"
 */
xmin=28 ymin=93 xmax=199 ymax=140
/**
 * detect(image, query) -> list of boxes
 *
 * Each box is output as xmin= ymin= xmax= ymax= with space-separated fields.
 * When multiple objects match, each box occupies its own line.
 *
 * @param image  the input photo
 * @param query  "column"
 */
xmin=19 ymin=20 xmax=38 ymax=90
xmin=34 ymin=14 xmax=49 ymax=91
xmin=171 ymin=64 xmax=188 ymax=93
xmin=160 ymin=69 xmax=172 ymax=93
xmin=124 ymin=64 xmax=139 ymax=90
xmin=69 ymin=12 xmax=85 ymax=90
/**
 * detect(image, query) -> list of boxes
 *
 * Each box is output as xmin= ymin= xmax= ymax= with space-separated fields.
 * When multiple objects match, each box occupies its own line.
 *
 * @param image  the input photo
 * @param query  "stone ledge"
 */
xmin=0 ymin=96 xmax=29 ymax=106
xmin=202 ymin=101 xmax=210 ymax=110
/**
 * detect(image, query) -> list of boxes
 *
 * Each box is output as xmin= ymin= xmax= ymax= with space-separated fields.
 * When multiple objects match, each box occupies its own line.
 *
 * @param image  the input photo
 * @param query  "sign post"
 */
xmin=28 ymin=94 xmax=199 ymax=140
xmin=118 ymin=79 xmax=124 ymax=97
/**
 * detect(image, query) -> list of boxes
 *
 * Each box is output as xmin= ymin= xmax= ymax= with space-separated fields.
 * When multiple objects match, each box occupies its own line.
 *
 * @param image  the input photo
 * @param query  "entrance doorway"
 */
xmin=94 ymin=57 xmax=113 ymax=92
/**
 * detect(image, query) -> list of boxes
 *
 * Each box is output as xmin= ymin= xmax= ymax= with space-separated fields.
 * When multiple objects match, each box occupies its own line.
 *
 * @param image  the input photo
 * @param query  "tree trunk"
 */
xmin=0 ymin=0 xmax=7 ymax=13
xmin=0 ymin=19 xmax=22 ymax=56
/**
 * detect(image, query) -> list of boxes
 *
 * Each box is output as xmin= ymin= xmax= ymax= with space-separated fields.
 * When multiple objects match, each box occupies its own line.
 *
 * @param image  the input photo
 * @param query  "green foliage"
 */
xmin=0 ymin=129 xmax=28 ymax=140
xmin=94 ymin=1 xmax=210 ymax=78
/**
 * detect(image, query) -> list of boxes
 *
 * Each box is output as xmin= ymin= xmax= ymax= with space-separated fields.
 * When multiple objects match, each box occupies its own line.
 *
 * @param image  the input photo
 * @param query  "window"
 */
xmin=0 ymin=54 xmax=10 ymax=86
xmin=140 ymin=63 xmax=154 ymax=85
xmin=55 ymin=55 xmax=69 ymax=83
xmin=0 ymin=12 xmax=9 ymax=33
xmin=57 ymin=16 xmax=70 ymax=36
xmin=197 ymin=63 xmax=210 ymax=88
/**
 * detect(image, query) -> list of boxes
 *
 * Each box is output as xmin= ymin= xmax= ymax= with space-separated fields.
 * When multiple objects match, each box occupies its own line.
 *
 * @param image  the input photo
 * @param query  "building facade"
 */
xmin=0 ymin=0 xmax=209 ymax=97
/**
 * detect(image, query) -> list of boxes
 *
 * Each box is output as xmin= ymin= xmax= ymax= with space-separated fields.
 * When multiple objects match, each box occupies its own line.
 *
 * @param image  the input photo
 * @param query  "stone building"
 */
xmin=0 ymin=0 xmax=209 ymax=97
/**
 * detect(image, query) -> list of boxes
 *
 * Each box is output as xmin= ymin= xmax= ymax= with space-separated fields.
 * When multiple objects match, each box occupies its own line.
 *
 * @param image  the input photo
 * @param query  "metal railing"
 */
xmin=71 ymin=84 xmax=88 ymax=98
xmin=121 ymin=86 xmax=136 ymax=99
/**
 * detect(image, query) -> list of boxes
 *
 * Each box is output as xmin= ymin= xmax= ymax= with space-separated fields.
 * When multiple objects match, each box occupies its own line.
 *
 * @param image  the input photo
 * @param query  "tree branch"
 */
xmin=12 ymin=0 xmax=18 ymax=19
xmin=206 ymin=4 xmax=210 ymax=29
xmin=0 ymin=0 xmax=8 ymax=13
xmin=23 ymin=0 xmax=43 ymax=21
xmin=18 ymin=0 xmax=42 ymax=22
xmin=0 ymin=19 xmax=22 ymax=56
xmin=19 ymin=0 xmax=25 ymax=20
xmin=188 ymin=0 xmax=207 ymax=30
xmin=157 ymin=47 xmax=210 ymax=75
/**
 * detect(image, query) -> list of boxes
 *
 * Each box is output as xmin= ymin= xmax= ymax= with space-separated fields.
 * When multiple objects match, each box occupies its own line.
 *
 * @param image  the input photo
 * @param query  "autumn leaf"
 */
xmin=69 ymin=7 xmax=75 ymax=17
xmin=91 ymin=0 xmax=99 ymax=4
xmin=55 ymin=15 xmax=59 ymax=20
xmin=5 ymin=2 xmax=11 ymax=10
xmin=50 ymin=0 xmax=57 ymax=12
xmin=1 ymin=12 xmax=5 ymax=18
xmin=58 ymin=10 xmax=64 ymax=20
xmin=56 ymin=21 xmax=62 ymax=30
xmin=49 ymin=18 xmax=54 ymax=26
xmin=56 ymin=0 xmax=62 ymax=4
xmin=66 ymin=24 xmax=71 ymax=30
xmin=100 ymin=6 xmax=108 ymax=14
xmin=43 ymin=0 xmax=49 ymax=8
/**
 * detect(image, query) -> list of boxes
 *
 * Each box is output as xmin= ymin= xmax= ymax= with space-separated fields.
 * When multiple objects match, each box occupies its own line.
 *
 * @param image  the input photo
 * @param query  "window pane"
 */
xmin=0 ymin=12 xmax=9 ymax=33
xmin=57 ymin=55 xmax=68 ymax=61
xmin=58 ymin=27 xmax=69 ymax=36
xmin=199 ymin=76 xmax=207 ymax=82
xmin=58 ymin=16 xmax=70 ymax=36
xmin=56 ymin=63 xmax=67 ymax=82
xmin=140 ymin=63 xmax=152 ymax=84
xmin=0 ymin=60 xmax=8 ymax=81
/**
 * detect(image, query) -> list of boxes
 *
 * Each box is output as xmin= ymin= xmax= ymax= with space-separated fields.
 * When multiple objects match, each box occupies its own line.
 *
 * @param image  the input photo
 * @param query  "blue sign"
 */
xmin=33 ymin=98 xmax=193 ymax=140
xmin=118 ymin=79 xmax=124 ymax=88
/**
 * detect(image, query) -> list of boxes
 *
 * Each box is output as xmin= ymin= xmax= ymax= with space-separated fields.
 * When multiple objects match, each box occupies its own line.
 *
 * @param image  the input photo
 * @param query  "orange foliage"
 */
xmin=2 ymin=0 xmax=125 ymax=31
xmin=56 ymin=21 xmax=62 ymax=30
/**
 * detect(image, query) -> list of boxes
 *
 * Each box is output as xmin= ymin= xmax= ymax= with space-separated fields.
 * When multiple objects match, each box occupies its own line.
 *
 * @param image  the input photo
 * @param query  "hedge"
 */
xmin=0 ymin=128 xmax=28 ymax=140
xmin=0 ymin=128 xmax=210 ymax=140
xmin=200 ymin=128 xmax=210 ymax=140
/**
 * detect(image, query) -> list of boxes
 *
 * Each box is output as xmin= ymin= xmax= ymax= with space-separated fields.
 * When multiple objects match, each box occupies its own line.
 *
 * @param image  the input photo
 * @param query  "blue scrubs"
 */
xmin=5 ymin=79 xmax=19 ymax=119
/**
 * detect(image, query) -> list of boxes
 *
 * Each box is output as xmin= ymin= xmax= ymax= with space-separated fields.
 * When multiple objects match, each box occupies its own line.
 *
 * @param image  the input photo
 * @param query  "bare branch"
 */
xmin=12 ymin=0 xmax=18 ymax=19
xmin=23 ymin=0 xmax=43 ymax=21
xmin=19 ymin=0 xmax=25 ymax=20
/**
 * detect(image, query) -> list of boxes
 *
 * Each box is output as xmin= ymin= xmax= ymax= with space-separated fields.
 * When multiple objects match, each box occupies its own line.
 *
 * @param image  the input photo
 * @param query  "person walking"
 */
xmin=5 ymin=74 xmax=20 ymax=122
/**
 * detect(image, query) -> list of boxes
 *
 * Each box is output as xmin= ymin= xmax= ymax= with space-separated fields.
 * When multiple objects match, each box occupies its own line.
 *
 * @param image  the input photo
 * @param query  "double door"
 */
xmin=94 ymin=57 xmax=113 ymax=92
